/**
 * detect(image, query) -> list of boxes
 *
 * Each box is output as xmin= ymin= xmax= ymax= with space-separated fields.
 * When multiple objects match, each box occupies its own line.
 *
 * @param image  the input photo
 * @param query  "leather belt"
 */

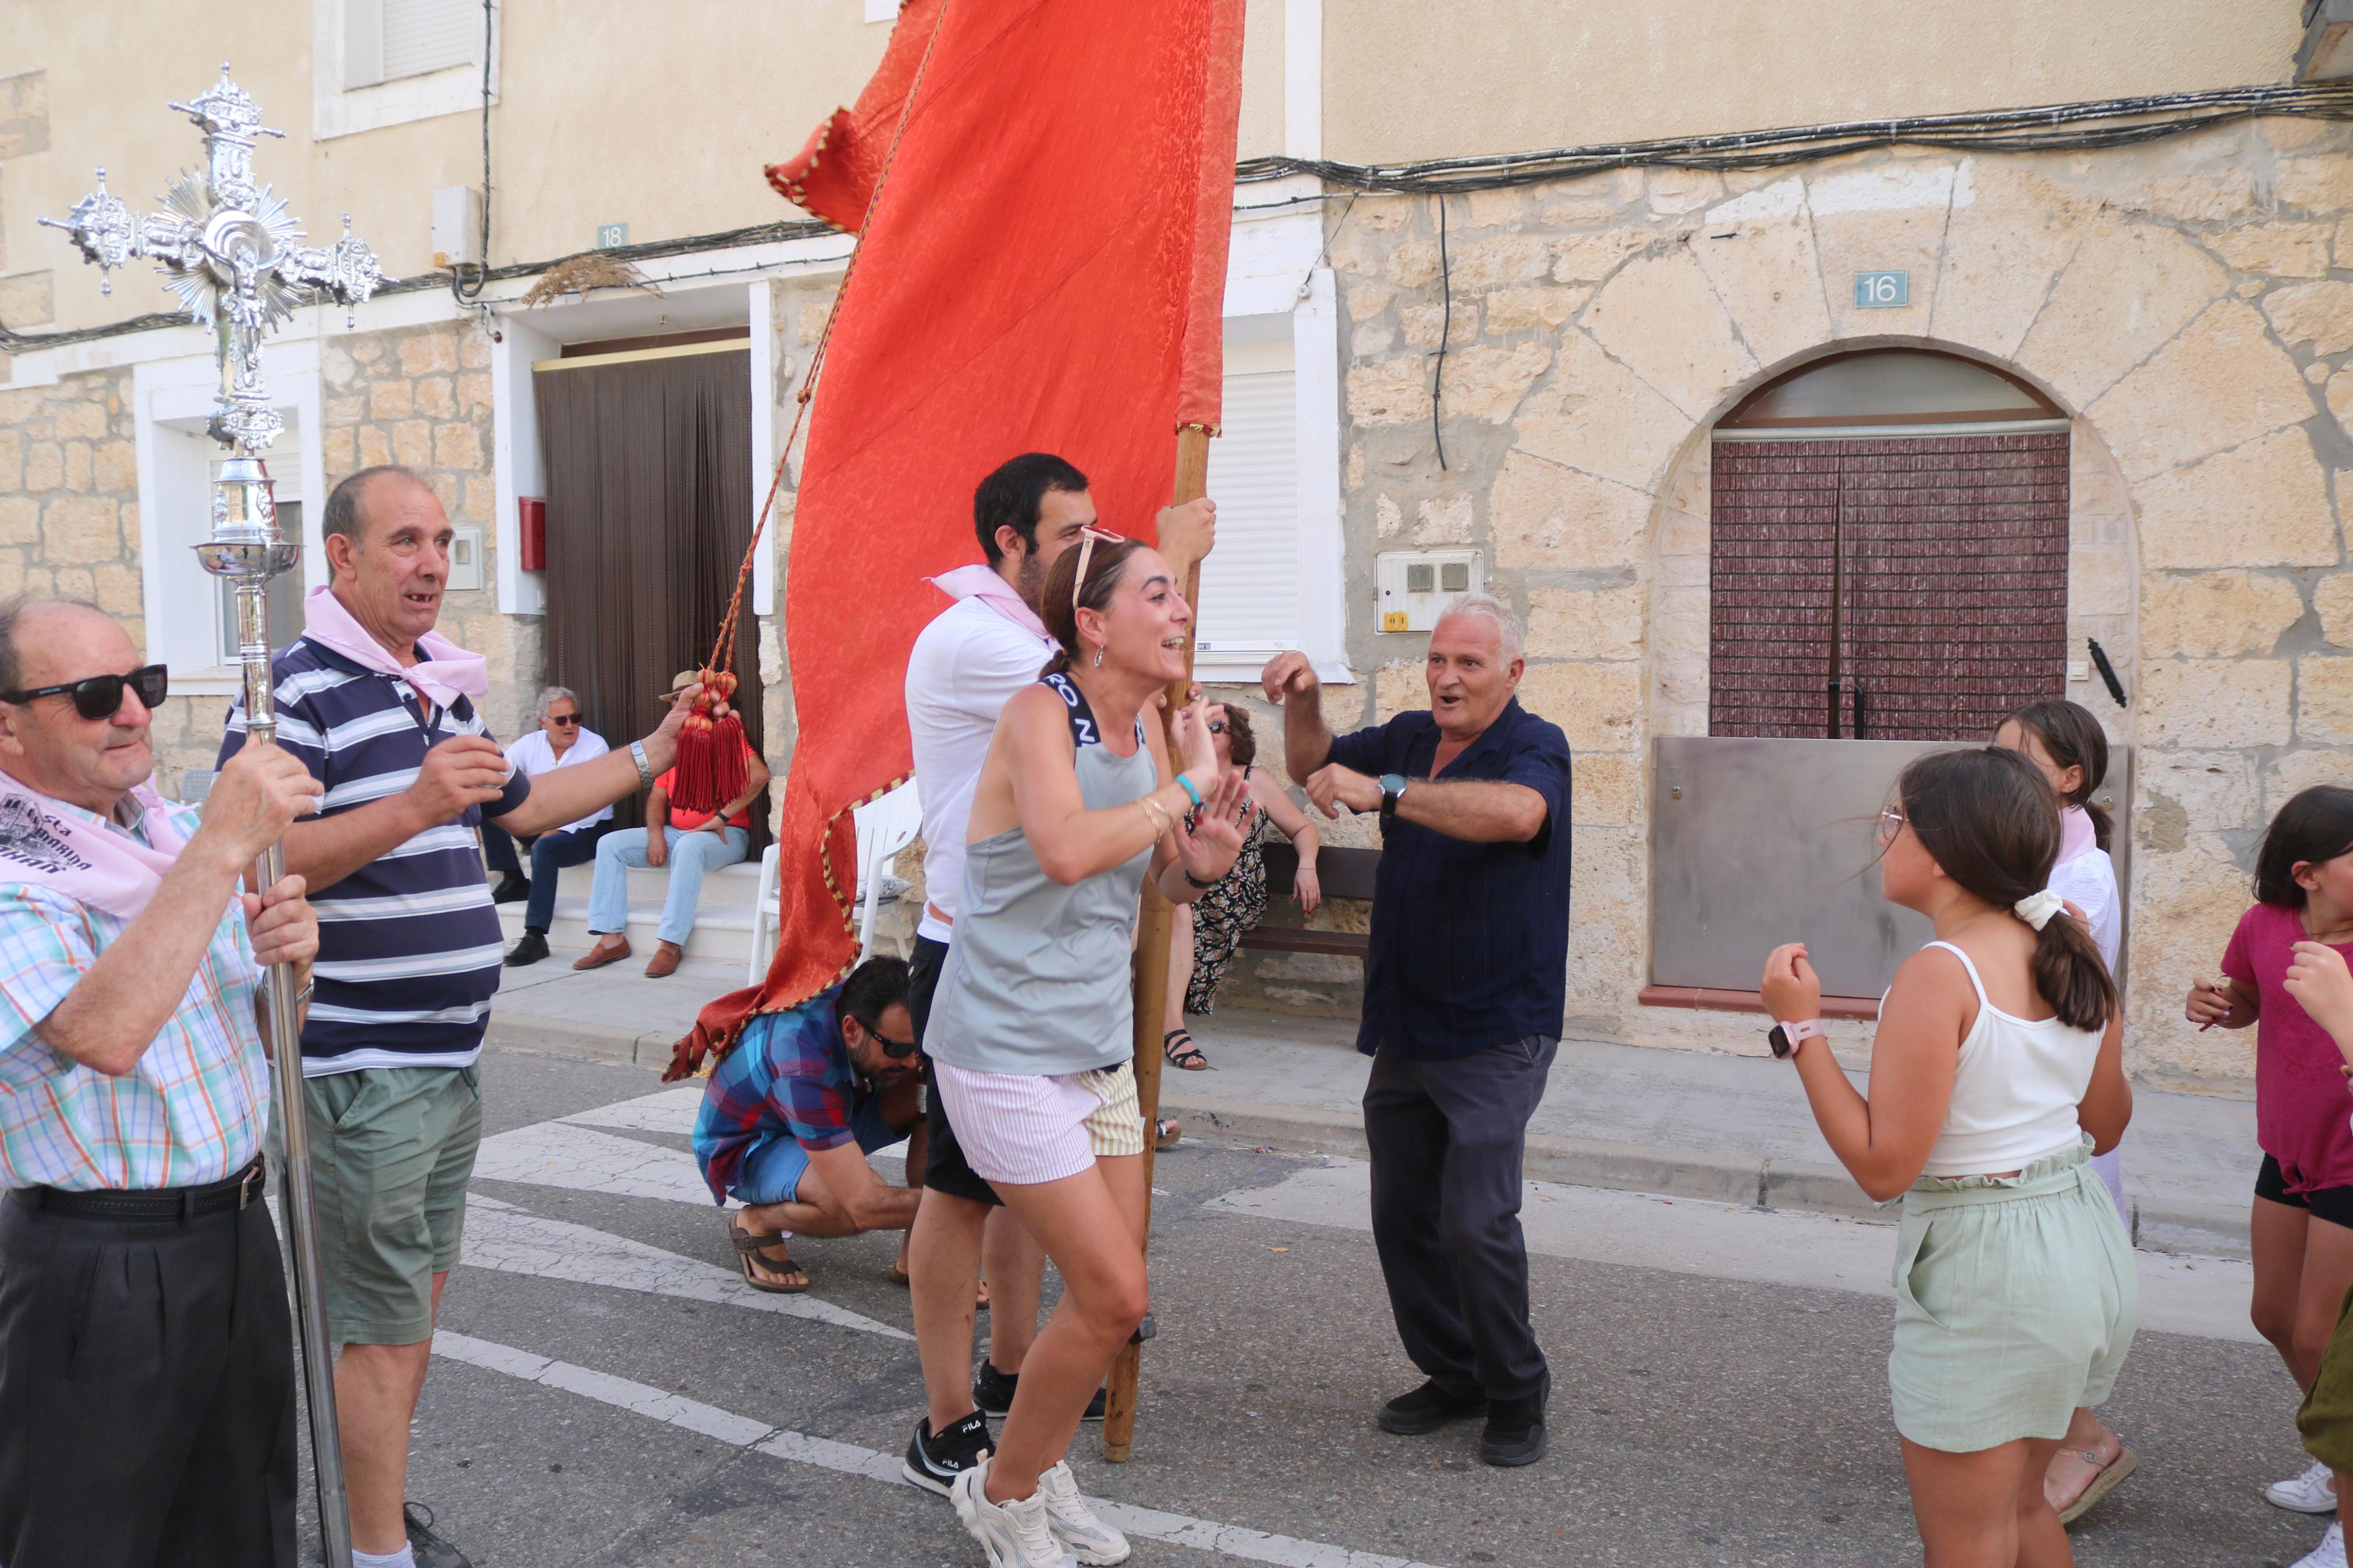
xmin=13 ymin=1154 xmax=269 ymax=1222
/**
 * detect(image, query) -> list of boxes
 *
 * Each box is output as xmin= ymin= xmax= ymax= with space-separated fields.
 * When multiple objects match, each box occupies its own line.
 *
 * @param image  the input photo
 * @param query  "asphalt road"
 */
xmin=284 ymin=1047 xmax=2330 ymax=1568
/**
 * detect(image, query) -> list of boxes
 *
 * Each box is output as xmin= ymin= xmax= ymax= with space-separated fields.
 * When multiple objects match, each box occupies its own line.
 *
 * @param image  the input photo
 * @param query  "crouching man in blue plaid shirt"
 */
xmin=0 ymin=598 xmax=322 ymax=1568
xmin=692 ymin=955 xmax=927 ymax=1295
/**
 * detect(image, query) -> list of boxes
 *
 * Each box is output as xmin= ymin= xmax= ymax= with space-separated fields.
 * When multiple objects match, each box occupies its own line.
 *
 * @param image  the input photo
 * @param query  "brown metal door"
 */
xmin=1709 ymin=432 xmax=2069 ymax=741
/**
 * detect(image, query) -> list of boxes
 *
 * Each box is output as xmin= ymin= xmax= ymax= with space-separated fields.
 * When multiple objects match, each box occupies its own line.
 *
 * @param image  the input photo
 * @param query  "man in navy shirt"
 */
xmin=1262 ymin=593 xmax=1571 ymax=1469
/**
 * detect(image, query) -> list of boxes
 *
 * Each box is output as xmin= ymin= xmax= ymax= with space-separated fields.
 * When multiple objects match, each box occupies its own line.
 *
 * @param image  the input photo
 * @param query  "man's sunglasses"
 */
xmin=0 ymin=663 xmax=168 ymax=720
xmin=867 ymin=1027 xmax=920 ymax=1060
xmin=546 ymin=714 xmax=580 ymax=727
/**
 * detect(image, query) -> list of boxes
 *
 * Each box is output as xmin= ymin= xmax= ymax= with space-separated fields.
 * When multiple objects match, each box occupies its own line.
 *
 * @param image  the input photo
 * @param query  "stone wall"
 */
xmin=320 ymin=319 xmax=541 ymax=741
xmin=1296 ymin=115 xmax=2353 ymax=1087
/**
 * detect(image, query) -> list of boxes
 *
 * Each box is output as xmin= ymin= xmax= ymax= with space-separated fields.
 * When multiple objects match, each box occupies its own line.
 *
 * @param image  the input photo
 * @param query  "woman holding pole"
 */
xmin=926 ymin=530 xmax=1245 ymax=1568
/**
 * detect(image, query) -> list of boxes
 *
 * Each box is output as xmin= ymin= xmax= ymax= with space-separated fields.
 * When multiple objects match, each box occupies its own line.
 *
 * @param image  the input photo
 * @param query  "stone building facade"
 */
xmin=1202 ymin=116 xmax=2353 ymax=1090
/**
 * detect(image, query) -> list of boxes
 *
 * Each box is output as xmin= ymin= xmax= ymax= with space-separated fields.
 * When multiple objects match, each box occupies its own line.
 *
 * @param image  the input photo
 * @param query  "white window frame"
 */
xmin=314 ymin=0 xmax=500 ymax=141
xmin=133 ymin=346 xmax=326 ymax=696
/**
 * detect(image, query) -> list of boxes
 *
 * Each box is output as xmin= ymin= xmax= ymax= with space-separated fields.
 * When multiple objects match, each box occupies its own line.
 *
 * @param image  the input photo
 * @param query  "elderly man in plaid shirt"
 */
xmin=0 ymin=599 xmax=323 ymax=1568
xmin=692 ymin=955 xmax=927 ymax=1293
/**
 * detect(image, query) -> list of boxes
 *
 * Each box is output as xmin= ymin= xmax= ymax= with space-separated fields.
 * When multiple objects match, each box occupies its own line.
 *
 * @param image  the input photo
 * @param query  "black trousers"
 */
xmin=0 ymin=1192 xmax=296 ymax=1568
xmin=910 ymin=934 xmax=1002 ymax=1207
xmin=1362 ymin=1035 xmax=1557 ymax=1402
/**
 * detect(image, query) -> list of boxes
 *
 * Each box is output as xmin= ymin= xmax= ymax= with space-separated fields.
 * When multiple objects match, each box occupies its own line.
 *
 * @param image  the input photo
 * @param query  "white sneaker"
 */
xmin=1037 ymin=1460 xmax=1130 ymax=1566
xmin=952 ymin=1459 xmax=1079 ymax=1568
xmin=2295 ymin=1520 xmax=2347 ymax=1568
xmin=2273 ymin=1460 xmax=2341 ymax=1514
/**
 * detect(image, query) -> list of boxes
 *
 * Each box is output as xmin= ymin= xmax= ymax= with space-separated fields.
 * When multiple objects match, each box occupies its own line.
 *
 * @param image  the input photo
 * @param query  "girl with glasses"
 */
xmin=924 ymin=531 xmax=1248 ymax=1568
xmin=1763 ymin=748 xmax=2133 ymax=1567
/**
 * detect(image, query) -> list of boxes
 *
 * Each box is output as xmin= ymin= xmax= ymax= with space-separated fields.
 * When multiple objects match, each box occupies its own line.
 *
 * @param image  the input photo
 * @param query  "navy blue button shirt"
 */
xmin=1327 ymin=698 xmax=1573 ymax=1061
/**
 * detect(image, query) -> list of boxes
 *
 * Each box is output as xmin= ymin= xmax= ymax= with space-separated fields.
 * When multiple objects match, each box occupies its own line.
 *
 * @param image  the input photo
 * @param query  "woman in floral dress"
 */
xmin=1164 ymin=705 xmax=1323 ymax=1070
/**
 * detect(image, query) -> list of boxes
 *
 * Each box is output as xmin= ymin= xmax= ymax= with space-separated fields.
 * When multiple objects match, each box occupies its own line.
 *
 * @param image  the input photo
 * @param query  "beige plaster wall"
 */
xmin=1310 ymin=116 xmax=2353 ymax=1088
xmin=8 ymin=0 xmax=1292 ymax=336
xmin=1324 ymin=0 xmax=2304 ymax=165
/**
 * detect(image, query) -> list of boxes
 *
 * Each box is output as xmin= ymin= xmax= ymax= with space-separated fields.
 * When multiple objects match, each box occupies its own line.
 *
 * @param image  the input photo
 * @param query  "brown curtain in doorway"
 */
xmin=534 ymin=347 xmax=763 ymax=840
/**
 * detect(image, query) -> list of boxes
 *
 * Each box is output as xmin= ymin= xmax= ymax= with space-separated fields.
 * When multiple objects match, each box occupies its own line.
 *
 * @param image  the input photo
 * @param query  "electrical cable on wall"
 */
xmin=10 ymin=77 xmax=2353 ymax=354
xmin=1430 ymin=192 xmax=1449 ymax=471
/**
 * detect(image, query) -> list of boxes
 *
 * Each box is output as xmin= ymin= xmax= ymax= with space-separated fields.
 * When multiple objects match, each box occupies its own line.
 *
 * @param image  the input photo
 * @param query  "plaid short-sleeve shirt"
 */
xmin=691 ymin=985 xmax=863 ymax=1203
xmin=0 ymin=794 xmax=269 ymax=1191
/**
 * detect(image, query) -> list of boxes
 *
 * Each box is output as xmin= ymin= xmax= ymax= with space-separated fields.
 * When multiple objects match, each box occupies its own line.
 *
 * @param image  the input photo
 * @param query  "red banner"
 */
xmin=670 ymin=0 xmax=1247 ymax=1077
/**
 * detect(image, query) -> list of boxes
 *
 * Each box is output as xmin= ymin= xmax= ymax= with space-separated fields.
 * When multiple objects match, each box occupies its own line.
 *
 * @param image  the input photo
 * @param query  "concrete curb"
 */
xmin=489 ymin=1022 xmax=2253 ymax=1261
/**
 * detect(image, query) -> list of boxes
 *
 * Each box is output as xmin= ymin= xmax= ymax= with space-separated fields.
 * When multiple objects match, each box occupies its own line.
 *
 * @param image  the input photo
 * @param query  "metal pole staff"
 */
xmin=1102 ymin=423 xmax=1212 ymax=1462
xmin=43 ymin=65 xmax=385 ymax=1568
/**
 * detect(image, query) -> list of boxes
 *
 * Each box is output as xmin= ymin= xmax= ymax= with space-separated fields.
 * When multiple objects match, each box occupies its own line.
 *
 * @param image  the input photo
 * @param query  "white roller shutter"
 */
xmin=1193 ymin=367 xmax=1298 ymax=682
xmin=380 ymin=0 xmax=480 ymax=83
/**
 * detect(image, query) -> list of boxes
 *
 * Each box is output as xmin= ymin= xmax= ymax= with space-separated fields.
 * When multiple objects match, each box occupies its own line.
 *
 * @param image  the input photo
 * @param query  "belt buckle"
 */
xmin=238 ymin=1158 xmax=266 ymax=1210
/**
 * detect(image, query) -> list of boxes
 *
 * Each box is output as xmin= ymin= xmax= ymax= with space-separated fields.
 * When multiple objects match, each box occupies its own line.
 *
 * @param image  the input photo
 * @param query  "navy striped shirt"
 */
xmin=217 ymin=637 xmax=531 ymax=1075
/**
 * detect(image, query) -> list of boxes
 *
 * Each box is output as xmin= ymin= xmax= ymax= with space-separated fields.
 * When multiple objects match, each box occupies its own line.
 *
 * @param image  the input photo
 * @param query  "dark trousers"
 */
xmin=484 ymin=820 xmax=608 ymax=932
xmin=0 ymin=1193 xmax=296 ymax=1568
xmin=1362 ymin=1034 xmax=1557 ymax=1401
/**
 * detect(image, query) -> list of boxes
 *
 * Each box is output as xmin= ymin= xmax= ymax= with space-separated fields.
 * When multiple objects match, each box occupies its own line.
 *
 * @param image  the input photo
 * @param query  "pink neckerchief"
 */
xmin=928 ymin=564 xmax=1049 ymax=639
xmin=2056 ymin=804 xmax=2097 ymax=867
xmin=300 ymin=585 xmax=489 ymax=713
xmin=0 ymin=774 xmax=198 ymax=920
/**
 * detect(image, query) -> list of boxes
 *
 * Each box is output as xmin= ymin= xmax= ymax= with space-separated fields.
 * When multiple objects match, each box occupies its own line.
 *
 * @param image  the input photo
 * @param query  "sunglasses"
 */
xmin=546 ymin=714 xmax=580 ymax=727
xmin=1206 ymin=720 xmax=1227 ymax=734
xmin=866 ymin=1027 xmax=920 ymax=1060
xmin=1069 ymin=525 xmax=1125 ymax=611
xmin=1 ymin=663 xmax=168 ymax=720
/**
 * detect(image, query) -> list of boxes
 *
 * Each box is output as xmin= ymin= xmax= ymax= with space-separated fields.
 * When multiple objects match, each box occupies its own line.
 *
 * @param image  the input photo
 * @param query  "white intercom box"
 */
xmin=448 ymin=528 xmax=485 ymax=593
xmin=1375 ymin=549 xmax=1484 ymax=633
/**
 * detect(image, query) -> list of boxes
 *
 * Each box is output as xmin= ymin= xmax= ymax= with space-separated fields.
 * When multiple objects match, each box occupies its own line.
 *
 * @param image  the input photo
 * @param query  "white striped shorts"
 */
xmin=931 ymin=1058 xmax=1146 ymax=1186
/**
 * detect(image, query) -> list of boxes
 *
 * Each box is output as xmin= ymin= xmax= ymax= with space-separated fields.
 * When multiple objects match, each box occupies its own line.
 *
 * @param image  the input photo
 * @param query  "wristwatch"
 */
xmin=1767 ymin=1018 xmax=1825 ymax=1060
xmin=1379 ymin=773 xmax=1407 ymax=818
xmin=629 ymin=739 xmax=656 ymax=788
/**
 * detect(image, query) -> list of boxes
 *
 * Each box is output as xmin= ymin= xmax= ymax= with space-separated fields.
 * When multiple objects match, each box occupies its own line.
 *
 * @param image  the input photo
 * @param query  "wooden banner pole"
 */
xmin=1102 ymin=423 xmax=1213 ymax=1462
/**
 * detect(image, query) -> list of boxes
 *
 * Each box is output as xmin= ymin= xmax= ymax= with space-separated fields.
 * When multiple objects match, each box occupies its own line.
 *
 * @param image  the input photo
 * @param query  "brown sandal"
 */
xmin=730 ymin=1218 xmax=809 ymax=1293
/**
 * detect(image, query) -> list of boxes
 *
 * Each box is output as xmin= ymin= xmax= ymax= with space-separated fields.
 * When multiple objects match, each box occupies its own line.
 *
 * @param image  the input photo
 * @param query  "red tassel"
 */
xmin=667 ymin=711 xmax=748 ymax=817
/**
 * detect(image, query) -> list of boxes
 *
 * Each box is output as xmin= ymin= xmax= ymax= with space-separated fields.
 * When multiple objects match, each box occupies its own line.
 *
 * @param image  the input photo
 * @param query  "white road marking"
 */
xmin=560 ymin=1085 xmax=706 ymax=1135
xmin=433 ymin=1330 xmax=1442 ymax=1568
xmin=473 ymin=1119 xmax=728 ymax=1207
xmin=463 ymin=1196 xmax=912 ymax=1342
xmin=1216 ymin=1161 xmax=2262 ymax=1345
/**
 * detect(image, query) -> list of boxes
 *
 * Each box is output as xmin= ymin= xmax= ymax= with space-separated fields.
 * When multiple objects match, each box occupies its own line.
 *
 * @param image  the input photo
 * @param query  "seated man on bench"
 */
xmin=693 ymin=956 xmax=927 ymax=1292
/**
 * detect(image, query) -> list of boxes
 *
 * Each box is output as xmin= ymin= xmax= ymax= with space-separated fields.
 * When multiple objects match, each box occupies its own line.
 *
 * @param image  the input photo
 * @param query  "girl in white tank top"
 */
xmin=1759 ymin=746 xmax=2133 ymax=1567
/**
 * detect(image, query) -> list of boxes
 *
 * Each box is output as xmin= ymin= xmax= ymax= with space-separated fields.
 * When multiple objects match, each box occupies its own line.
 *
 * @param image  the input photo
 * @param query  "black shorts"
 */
xmin=2256 ymin=1153 xmax=2353 ymax=1229
xmin=910 ymin=935 xmax=1002 ymax=1208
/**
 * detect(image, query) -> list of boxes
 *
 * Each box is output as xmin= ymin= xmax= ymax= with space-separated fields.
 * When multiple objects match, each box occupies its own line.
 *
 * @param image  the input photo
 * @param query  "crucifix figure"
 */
xmin=41 ymin=61 xmax=382 ymax=1568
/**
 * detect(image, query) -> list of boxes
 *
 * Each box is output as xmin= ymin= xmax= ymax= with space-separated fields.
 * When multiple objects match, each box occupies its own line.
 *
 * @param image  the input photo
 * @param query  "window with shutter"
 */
xmin=347 ymin=0 xmax=480 ymax=90
xmin=1194 ymin=358 xmax=1300 ymax=682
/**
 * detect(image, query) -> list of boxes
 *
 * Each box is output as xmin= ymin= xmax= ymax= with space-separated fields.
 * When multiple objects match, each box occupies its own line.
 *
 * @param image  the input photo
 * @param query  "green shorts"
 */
xmin=306 ymin=1065 xmax=482 ymax=1346
xmin=1889 ymin=1137 xmax=2137 ymax=1452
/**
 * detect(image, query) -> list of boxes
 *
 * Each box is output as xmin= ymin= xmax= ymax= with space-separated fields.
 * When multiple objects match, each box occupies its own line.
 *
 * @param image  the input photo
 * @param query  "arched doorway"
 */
xmin=1708 ymin=350 xmax=2071 ymax=741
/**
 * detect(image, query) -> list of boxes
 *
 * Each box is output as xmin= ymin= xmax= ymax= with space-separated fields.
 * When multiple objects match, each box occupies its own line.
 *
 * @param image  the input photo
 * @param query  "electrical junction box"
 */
xmin=431 ymin=186 xmax=482 ymax=270
xmin=1376 ymin=549 xmax=1483 ymax=632
xmin=448 ymin=528 xmax=485 ymax=593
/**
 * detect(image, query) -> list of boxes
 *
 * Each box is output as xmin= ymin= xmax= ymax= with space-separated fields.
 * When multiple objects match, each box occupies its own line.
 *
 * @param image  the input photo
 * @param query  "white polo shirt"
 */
xmin=906 ymin=595 xmax=1056 ymax=945
xmin=504 ymin=726 xmax=613 ymax=836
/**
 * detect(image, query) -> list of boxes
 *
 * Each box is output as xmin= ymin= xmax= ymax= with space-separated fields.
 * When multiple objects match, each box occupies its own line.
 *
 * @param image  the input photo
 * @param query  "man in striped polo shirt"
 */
xmin=218 ymin=465 xmax=698 ymax=1568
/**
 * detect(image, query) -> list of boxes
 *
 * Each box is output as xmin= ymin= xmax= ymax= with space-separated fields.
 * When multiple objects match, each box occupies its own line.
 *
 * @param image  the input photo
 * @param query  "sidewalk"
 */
xmin=483 ymin=969 xmax=2259 ymax=1260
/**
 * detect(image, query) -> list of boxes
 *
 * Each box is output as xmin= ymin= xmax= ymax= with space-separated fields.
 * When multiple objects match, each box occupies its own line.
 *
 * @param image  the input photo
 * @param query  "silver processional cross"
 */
xmin=42 ymin=62 xmax=383 ymax=1568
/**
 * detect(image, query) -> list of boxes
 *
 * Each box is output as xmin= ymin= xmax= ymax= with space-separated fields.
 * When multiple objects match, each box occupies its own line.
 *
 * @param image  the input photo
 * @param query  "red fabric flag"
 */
xmin=668 ymin=0 xmax=1247 ymax=1079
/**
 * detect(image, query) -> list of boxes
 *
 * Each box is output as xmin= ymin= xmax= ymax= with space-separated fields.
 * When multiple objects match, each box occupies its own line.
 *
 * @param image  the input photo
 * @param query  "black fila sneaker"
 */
xmin=903 ymin=1409 xmax=993 ymax=1497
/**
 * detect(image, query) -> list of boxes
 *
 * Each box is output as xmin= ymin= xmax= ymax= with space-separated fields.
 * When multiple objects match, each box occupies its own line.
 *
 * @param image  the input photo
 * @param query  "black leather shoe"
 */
xmin=1479 ymin=1369 xmax=1549 ymax=1466
xmin=503 ymin=929 xmax=550 ymax=968
xmin=404 ymin=1502 xmax=475 ymax=1568
xmin=491 ymin=873 xmax=530 ymax=904
xmin=1376 ymin=1378 xmax=1489 ymax=1435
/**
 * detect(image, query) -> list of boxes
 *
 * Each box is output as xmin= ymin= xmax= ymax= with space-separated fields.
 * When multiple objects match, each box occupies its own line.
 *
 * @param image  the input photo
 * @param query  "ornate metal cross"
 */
xmin=40 ymin=63 xmax=376 ymax=1568
xmin=41 ymin=62 xmax=385 ymax=453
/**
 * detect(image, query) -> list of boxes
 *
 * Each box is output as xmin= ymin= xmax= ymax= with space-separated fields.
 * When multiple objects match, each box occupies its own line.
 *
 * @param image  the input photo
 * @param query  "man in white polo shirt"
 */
xmin=899 ymin=451 xmax=1212 ymax=1493
xmin=492 ymin=684 xmax=613 ymax=968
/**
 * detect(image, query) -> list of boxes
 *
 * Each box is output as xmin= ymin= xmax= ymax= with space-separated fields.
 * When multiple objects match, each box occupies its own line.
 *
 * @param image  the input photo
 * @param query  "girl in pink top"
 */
xmin=2188 ymin=784 xmax=2353 ymax=1518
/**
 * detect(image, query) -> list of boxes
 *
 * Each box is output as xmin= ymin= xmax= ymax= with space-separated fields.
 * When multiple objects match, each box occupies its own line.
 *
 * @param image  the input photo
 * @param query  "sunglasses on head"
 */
xmin=1 ymin=663 xmax=168 ymax=720
xmin=1069 ymin=525 xmax=1125 ymax=611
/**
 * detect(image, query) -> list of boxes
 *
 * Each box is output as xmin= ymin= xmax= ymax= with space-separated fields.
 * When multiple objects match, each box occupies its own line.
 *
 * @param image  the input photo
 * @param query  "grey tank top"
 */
xmin=925 ymin=673 xmax=1160 ymax=1076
